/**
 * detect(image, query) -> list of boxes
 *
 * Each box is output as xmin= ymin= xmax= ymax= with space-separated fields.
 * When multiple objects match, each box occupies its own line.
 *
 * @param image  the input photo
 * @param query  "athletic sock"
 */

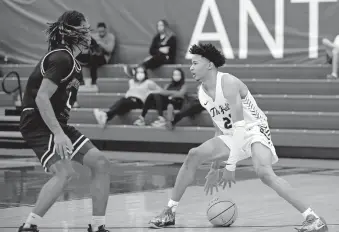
xmin=91 ymin=216 xmax=105 ymax=231
xmin=24 ymin=212 xmax=42 ymax=228
xmin=168 ymin=199 xmax=179 ymax=213
xmin=302 ymin=208 xmax=319 ymax=220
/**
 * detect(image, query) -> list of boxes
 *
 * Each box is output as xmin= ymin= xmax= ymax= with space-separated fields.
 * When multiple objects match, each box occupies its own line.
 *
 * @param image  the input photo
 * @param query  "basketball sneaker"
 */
xmin=87 ymin=224 xmax=110 ymax=232
xmin=295 ymin=215 xmax=328 ymax=232
xmin=18 ymin=224 xmax=39 ymax=232
xmin=149 ymin=206 xmax=175 ymax=229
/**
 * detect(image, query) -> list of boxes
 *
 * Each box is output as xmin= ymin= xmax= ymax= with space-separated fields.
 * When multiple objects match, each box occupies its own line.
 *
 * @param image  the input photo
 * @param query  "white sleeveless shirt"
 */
xmin=198 ymin=72 xmax=267 ymax=135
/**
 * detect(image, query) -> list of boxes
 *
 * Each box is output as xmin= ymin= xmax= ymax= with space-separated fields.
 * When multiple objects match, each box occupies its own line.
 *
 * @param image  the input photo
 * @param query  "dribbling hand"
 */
xmin=54 ymin=132 xmax=73 ymax=159
xmin=204 ymin=168 xmax=220 ymax=195
xmin=218 ymin=168 xmax=236 ymax=190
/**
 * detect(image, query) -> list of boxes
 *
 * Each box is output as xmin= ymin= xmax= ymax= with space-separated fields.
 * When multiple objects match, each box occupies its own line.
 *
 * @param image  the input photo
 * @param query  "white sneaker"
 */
xmin=134 ymin=116 xmax=146 ymax=126
xmin=93 ymin=108 xmax=107 ymax=126
xmin=91 ymin=84 xmax=99 ymax=92
xmin=73 ymin=101 xmax=79 ymax=108
xmin=151 ymin=116 xmax=166 ymax=127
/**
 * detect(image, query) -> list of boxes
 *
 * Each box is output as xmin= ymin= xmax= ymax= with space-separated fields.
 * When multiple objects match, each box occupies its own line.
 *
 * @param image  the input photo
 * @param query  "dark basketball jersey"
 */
xmin=22 ymin=47 xmax=81 ymax=123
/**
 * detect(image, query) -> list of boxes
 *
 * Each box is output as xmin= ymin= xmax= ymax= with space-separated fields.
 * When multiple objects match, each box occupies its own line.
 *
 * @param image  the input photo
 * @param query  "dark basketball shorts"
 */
xmin=19 ymin=109 xmax=95 ymax=172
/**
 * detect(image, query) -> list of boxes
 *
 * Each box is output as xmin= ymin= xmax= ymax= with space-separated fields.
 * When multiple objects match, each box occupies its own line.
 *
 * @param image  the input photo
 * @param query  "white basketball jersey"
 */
xmin=198 ymin=72 xmax=267 ymax=134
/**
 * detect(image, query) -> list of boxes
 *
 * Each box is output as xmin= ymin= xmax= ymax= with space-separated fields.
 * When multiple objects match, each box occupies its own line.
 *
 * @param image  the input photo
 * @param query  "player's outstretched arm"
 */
xmin=221 ymin=75 xmax=246 ymax=172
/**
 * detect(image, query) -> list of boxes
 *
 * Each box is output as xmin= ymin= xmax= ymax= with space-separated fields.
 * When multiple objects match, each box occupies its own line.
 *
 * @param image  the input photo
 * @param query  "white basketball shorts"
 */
xmin=218 ymin=122 xmax=278 ymax=164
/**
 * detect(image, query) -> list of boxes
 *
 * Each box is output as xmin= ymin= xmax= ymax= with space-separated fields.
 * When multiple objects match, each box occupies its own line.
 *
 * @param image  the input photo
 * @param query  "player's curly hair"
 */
xmin=189 ymin=43 xmax=226 ymax=68
xmin=46 ymin=10 xmax=90 ymax=51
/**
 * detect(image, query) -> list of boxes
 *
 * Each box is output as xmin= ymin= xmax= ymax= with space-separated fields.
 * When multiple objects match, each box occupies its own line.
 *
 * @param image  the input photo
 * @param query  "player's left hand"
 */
xmin=204 ymin=168 xmax=220 ymax=195
xmin=219 ymin=168 xmax=236 ymax=189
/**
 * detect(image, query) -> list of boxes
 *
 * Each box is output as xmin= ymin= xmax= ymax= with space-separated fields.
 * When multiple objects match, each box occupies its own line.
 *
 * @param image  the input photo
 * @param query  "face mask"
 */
xmin=136 ymin=73 xmax=145 ymax=81
xmin=172 ymin=75 xmax=182 ymax=82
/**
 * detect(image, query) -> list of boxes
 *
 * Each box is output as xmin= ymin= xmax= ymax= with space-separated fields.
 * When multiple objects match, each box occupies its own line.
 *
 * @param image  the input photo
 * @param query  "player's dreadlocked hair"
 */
xmin=46 ymin=10 xmax=90 ymax=52
xmin=189 ymin=43 xmax=226 ymax=68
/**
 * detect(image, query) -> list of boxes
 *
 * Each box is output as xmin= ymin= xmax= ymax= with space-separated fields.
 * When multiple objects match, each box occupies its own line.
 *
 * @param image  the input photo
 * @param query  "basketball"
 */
xmin=206 ymin=197 xmax=238 ymax=227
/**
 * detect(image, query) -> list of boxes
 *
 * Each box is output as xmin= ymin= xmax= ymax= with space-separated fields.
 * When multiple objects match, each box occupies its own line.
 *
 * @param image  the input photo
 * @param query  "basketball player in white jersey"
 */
xmin=149 ymin=44 xmax=328 ymax=232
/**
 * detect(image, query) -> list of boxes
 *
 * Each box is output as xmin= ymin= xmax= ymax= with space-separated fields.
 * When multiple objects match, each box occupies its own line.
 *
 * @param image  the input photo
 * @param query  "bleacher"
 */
xmin=1 ymin=64 xmax=339 ymax=159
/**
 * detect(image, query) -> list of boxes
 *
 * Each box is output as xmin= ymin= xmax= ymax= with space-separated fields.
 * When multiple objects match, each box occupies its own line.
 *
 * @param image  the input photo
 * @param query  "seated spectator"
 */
xmin=77 ymin=22 xmax=115 ymax=90
xmin=133 ymin=68 xmax=187 ymax=127
xmin=93 ymin=66 xmax=162 ymax=126
xmin=166 ymin=95 xmax=205 ymax=130
xmin=322 ymin=36 xmax=339 ymax=79
xmin=123 ymin=19 xmax=176 ymax=76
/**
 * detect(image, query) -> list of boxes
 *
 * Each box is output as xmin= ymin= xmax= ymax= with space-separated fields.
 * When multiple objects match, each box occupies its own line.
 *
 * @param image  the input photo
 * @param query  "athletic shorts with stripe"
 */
xmin=19 ymin=109 xmax=95 ymax=172
xmin=218 ymin=122 xmax=279 ymax=164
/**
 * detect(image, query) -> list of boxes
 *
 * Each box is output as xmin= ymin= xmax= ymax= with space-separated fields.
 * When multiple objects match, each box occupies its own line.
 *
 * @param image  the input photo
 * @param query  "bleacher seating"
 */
xmin=1 ymin=64 xmax=339 ymax=158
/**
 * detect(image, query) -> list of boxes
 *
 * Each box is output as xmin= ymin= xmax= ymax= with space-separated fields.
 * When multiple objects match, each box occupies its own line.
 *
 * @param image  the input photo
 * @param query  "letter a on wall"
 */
xmin=185 ymin=0 xmax=234 ymax=60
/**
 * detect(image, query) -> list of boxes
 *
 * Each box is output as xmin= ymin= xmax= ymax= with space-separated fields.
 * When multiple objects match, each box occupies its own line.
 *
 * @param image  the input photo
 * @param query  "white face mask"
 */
xmin=172 ymin=75 xmax=182 ymax=82
xmin=136 ymin=73 xmax=145 ymax=81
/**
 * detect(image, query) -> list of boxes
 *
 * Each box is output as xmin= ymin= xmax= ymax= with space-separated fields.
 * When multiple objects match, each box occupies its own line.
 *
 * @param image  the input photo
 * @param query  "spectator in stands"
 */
xmin=93 ymin=66 xmax=162 ymax=126
xmin=166 ymin=96 xmax=205 ymax=130
xmin=133 ymin=68 xmax=187 ymax=127
xmin=77 ymin=22 xmax=115 ymax=90
xmin=123 ymin=19 xmax=176 ymax=76
xmin=322 ymin=36 xmax=339 ymax=79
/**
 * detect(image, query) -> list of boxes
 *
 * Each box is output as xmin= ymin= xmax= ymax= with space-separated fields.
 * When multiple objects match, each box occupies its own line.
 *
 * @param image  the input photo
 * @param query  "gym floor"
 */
xmin=0 ymin=150 xmax=338 ymax=231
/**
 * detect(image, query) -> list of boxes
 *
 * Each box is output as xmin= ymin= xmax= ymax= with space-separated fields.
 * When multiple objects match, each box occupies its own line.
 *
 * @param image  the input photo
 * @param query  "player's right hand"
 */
xmin=219 ymin=168 xmax=236 ymax=190
xmin=204 ymin=168 xmax=220 ymax=195
xmin=54 ymin=132 xmax=73 ymax=159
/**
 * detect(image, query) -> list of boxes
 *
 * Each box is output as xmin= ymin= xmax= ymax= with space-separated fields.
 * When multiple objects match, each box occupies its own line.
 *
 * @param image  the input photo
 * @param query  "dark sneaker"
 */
xmin=88 ymin=224 xmax=110 ymax=232
xmin=295 ymin=215 xmax=328 ymax=232
xmin=149 ymin=206 xmax=175 ymax=229
xmin=18 ymin=224 xmax=39 ymax=232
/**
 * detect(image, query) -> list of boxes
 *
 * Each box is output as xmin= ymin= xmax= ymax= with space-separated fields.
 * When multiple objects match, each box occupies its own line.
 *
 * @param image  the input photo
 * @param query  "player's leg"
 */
xmin=149 ymin=136 xmax=230 ymax=228
xmin=19 ymin=133 xmax=77 ymax=231
xmin=251 ymin=142 xmax=328 ymax=232
xmin=83 ymin=148 xmax=111 ymax=232
xmin=63 ymin=125 xmax=111 ymax=232
xmin=172 ymin=136 xmax=229 ymax=201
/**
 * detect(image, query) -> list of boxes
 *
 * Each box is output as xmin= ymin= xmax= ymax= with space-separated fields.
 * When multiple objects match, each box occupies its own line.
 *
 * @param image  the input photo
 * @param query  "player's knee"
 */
xmin=92 ymin=154 xmax=111 ymax=174
xmin=53 ymin=167 xmax=76 ymax=183
xmin=49 ymin=160 xmax=77 ymax=182
xmin=256 ymin=166 xmax=275 ymax=185
xmin=185 ymin=147 xmax=204 ymax=166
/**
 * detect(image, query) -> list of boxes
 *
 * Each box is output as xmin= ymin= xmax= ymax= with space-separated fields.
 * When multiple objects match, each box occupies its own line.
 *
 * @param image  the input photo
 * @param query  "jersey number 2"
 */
xmin=223 ymin=114 xmax=232 ymax=129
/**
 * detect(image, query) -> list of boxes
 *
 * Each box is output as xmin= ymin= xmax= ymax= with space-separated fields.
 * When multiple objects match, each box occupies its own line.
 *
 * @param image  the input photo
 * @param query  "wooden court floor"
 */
xmin=0 ymin=153 xmax=338 ymax=232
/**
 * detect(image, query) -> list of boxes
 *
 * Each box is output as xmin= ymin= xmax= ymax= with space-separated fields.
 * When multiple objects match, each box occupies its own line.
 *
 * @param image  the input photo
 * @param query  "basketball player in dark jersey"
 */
xmin=18 ymin=11 xmax=111 ymax=232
